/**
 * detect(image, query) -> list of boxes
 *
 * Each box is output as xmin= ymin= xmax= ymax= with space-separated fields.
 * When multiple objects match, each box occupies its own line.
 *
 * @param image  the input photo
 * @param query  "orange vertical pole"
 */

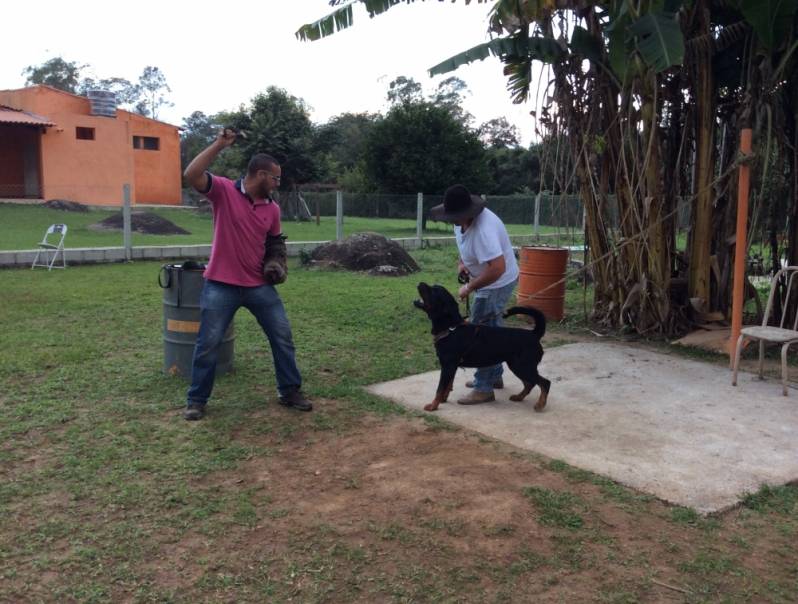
xmin=729 ymin=128 xmax=753 ymax=365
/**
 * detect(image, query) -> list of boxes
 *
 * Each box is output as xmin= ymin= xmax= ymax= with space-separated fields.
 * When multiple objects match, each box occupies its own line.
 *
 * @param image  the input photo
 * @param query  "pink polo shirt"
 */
xmin=203 ymin=174 xmax=282 ymax=286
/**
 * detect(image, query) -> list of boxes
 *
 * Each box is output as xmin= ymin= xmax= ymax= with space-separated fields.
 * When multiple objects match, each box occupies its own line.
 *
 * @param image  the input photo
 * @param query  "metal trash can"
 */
xmin=159 ymin=263 xmax=234 ymax=379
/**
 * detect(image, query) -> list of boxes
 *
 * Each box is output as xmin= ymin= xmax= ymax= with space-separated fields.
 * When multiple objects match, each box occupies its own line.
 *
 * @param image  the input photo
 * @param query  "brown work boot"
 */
xmin=457 ymin=390 xmax=495 ymax=405
xmin=279 ymin=388 xmax=313 ymax=412
xmin=465 ymin=378 xmax=504 ymax=389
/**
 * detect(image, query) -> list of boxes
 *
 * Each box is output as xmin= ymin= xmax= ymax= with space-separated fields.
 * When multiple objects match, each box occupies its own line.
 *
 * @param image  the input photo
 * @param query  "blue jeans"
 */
xmin=186 ymin=280 xmax=302 ymax=407
xmin=470 ymin=279 xmax=517 ymax=392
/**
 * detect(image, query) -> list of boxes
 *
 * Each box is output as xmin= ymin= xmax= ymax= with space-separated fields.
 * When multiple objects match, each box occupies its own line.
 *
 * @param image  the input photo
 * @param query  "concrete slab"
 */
xmin=366 ymin=343 xmax=798 ymax=513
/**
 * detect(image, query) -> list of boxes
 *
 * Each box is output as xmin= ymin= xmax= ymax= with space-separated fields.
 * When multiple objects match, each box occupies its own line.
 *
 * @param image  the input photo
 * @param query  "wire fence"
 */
xmin=292 ymin=191 xmax=588 ymax=230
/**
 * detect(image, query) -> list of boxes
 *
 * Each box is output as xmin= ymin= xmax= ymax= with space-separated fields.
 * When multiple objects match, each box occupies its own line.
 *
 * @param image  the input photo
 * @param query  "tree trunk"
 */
xmin=688 ymin=1 xmax=715 ymax=310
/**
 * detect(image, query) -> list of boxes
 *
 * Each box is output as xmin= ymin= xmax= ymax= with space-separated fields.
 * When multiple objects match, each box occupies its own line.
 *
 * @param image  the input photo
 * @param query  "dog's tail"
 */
xmin=503 ymin=306 xmax=546 ymax=338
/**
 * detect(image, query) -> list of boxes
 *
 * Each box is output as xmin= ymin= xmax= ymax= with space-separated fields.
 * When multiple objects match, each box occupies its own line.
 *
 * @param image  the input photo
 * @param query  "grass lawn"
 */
xmin=1 ymin=247 xmax=795 ymax=602
xmin=0 ymin=203 xmax=584 ymax=250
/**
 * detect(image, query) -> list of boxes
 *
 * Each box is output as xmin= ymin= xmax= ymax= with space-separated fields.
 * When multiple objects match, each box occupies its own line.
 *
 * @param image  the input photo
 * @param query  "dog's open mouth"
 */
xmin=413 ymin=299 xmax=426 ymax=310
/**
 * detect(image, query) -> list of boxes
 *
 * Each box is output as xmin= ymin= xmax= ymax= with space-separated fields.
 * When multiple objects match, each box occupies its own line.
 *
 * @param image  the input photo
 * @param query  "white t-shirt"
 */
xmin=455 ymin=208 xmax=519 ymax=291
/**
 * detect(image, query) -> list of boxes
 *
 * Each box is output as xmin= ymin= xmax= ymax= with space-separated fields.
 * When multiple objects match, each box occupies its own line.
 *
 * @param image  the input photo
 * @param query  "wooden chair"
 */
xmin=732 ymin=266 xmax=798 ymax=395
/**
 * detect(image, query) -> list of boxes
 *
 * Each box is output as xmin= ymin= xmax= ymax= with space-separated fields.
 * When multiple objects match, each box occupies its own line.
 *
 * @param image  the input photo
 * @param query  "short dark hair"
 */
xmin=247 ymin=153 xmax=279 ymax=176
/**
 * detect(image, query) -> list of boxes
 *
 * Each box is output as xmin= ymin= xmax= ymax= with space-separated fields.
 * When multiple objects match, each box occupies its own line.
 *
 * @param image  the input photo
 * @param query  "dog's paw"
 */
xmin=534 ymin=395 xmax=547 ymax=412
xmin=509 ymin=394 xmax=525 ymax=402
xmin=423 ymin=402 xmax=439 ymax=412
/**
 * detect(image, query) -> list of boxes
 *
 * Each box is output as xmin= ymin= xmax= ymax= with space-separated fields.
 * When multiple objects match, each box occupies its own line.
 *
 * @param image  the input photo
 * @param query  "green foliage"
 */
xmin=78 ymin=77 xmax=141 ymax=108
xmin=180 ymin=111 xmax=217 ymax=172
xmin=136 ymin=65 xmax=173 ymax=119
xmin=478 ymin=117 xmax=520 ymax=149
xmin=429 ymin=35 xmax=564 ymax=102
xmin=244 ymin=87 xmax=320 ymax=187
xmin=484 ymin=147 xmax=539 ymax=194
xmin=387 ymin=76 xmax=424 ymax=105
xmin=182 ymin=88 xmax=321 ymax=187
xmin=337 ymin=161 xmax=374 ymax=193
xmin=627 ymin=11 xmax=685 ymax=73
xmin=738 ymin=0 xmax=798 ymax=51
xmin=22 ymin=57 xmax=84 ymax=93
xmin=364 ymin=101 xmax=490 ymax=194
xmin=313 ymin=112 xmax=379 ymax=185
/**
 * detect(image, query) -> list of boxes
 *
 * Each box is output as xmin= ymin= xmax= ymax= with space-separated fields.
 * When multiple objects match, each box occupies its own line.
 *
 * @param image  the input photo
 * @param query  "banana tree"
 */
xmin=298 ymin=0 xmax=798 ymax=334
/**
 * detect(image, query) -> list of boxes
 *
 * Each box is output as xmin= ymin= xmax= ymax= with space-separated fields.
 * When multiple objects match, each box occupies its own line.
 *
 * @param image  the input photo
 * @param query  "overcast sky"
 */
xmin=1 ymin=0 xmax=542 ymax=145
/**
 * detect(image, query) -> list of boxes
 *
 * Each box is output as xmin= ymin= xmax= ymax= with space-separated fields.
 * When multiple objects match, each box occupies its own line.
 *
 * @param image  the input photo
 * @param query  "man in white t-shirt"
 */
xmin=430 ymin=184 xmax=519 ymax=405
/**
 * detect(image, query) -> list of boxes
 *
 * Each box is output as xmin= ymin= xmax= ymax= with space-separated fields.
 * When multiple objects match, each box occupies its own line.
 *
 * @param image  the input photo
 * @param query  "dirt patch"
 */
xmin=308 ymin=232 xmax=420 ymax=275
xmin=89 ymin=211 xmax=190 ymax=235
xmin=43 ymin=199 xmax=89 ymax=212
xmin=143 ymin=404 xmax=795 ymax=602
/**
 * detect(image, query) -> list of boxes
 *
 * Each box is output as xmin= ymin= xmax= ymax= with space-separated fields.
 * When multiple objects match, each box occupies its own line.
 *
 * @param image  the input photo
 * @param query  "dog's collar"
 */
xmin=432 ymin=327 xmax=456 ymax=343
xmin=432 ymin=322 xmax=469 ymax=343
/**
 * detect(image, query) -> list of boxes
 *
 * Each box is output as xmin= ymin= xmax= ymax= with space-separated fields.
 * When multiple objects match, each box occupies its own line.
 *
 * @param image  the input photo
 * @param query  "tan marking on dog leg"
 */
xmin=441 ymin=379 xmax=454 ymax=402
xmin=424 ymin=394 xmax=447 ymax=412
xmin=509 ymin=383 xmax=532 ymax=402
xmin=534 ymin=390 xmax=548 ymax=412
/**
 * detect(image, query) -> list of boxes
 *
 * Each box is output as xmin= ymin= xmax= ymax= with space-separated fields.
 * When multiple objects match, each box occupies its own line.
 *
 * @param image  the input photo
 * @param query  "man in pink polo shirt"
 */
xmin=182 ymin=128 xmax=312 ymax=420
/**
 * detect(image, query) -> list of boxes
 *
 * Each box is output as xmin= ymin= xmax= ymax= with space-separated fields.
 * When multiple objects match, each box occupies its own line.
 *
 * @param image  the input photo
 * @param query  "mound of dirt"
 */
xmin=43 ymin=199 xmax=89 ymax=212
xmin=308 ymin=232 xmax=420 ymax=276
xmin=89 ymin=212 xmax=191 ymax=235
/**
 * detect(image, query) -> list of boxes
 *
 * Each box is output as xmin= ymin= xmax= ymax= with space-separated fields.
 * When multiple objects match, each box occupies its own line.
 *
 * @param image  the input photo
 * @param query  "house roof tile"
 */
xmin=0 ymin=105 xmax=55 ymax=127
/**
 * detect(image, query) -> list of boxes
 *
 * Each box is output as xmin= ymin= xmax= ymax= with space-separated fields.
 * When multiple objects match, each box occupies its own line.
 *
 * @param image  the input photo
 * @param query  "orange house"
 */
xmin=0 ymin=85 xmax=181 ymax=206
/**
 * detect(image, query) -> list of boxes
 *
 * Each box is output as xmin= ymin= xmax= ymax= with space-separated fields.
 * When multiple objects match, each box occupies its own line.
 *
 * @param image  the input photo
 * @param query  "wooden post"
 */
xmin=336 ymin=190 xmax=343 ymax=241
xmin=729 ymin=128 xmax=753 ymax=365
xmin=416 ymin=192 xmax=423 ymax=248
xmin=122 ymin=184 xmax=132 ymax=261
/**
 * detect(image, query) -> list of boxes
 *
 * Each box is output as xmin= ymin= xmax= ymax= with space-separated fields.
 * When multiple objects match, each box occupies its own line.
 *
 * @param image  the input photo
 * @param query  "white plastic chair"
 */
xmin=31 ymin=224 xmax=68 ymax=271
xmin=732 ymin=266 xmax=798 ymax=395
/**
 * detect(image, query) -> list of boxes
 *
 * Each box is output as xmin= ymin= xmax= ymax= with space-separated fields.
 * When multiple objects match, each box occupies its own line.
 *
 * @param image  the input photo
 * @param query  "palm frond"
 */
xmin=429 ymin=35 xmax=564 ymax=76
xmin=296 ymin=2 xmax=356 ymax=41
xmin=628 ymin=11 xmax=685 ymax=72
xmin=297 ymin=0 xmax=488 ymax=42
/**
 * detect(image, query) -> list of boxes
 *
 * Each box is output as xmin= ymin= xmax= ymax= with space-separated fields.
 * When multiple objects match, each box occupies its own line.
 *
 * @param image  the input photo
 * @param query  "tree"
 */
xmin=364 ymin=100 xmax=489 ymax=195
xmin=203 ymin=87 xmax=321 ymax=189
xmin=478 ymin=117 xmax=520 ymax=149
xmin=180 ymin=111 xmax=217 ymax=172
xmin=431 ymin=76 xmax=473 ymax=123
xmin=78 ymin=77 xmax=141 ymax=108
xmin=22 ymin=57 xmax=84 ymax=93
xmin=315 ymin=112 xmax=377 ymax=170
xmin=485 ymin=147 xmax=539 ymax=195
xmin=387 ymin=76 xmax=423 ymax=105
xmin=137 ymin=66 xmax=173 ymax=119
xmin=299 ymin=0 xmax=798 ymax=337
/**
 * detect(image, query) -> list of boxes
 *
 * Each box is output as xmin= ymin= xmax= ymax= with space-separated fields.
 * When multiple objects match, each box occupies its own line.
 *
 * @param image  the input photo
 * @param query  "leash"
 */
xmin=458 ymin=270 xmax=471 ymax=316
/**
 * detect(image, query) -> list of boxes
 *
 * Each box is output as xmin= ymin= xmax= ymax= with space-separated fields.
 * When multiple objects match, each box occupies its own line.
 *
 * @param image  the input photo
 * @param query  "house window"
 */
xmin=76 ymin=127 xmax=95 ymax=140
xmin=133 ymin=136 xmax=160 ymax=151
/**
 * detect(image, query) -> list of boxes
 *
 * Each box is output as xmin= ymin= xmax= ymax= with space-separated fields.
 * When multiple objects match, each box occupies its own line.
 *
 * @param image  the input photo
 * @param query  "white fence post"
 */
xmin=416 ymin=192 xmax=423 ymax=248
xmin=336 ymin=190 xmax=343 ymax=241
xmin=123 ymin=184 xmax=132 ymax=261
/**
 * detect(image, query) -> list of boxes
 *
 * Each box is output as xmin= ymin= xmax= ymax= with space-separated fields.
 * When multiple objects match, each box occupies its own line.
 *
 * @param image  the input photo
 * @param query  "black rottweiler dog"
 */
xmin=414 ymin=282 xmax=550 ymax=413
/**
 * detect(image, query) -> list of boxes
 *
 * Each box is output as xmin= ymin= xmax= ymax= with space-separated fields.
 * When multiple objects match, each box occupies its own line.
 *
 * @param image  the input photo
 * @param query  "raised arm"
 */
xmin=183 ymin=128 xmax=237 ymax=192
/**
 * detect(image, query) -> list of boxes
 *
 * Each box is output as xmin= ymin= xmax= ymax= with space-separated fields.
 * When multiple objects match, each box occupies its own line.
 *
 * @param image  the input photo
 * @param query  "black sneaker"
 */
xmin=184 ymin=403 xmax=206 ymax=421
xmin=279 ymin=388 xmax=313 ymax=412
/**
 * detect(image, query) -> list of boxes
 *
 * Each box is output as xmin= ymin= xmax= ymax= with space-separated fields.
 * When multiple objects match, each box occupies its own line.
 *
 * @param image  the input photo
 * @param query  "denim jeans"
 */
xmin=186 ymin=280 xmax=302 ymax=407
xmin=470 ymin=279 xmax=517 ymax=392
